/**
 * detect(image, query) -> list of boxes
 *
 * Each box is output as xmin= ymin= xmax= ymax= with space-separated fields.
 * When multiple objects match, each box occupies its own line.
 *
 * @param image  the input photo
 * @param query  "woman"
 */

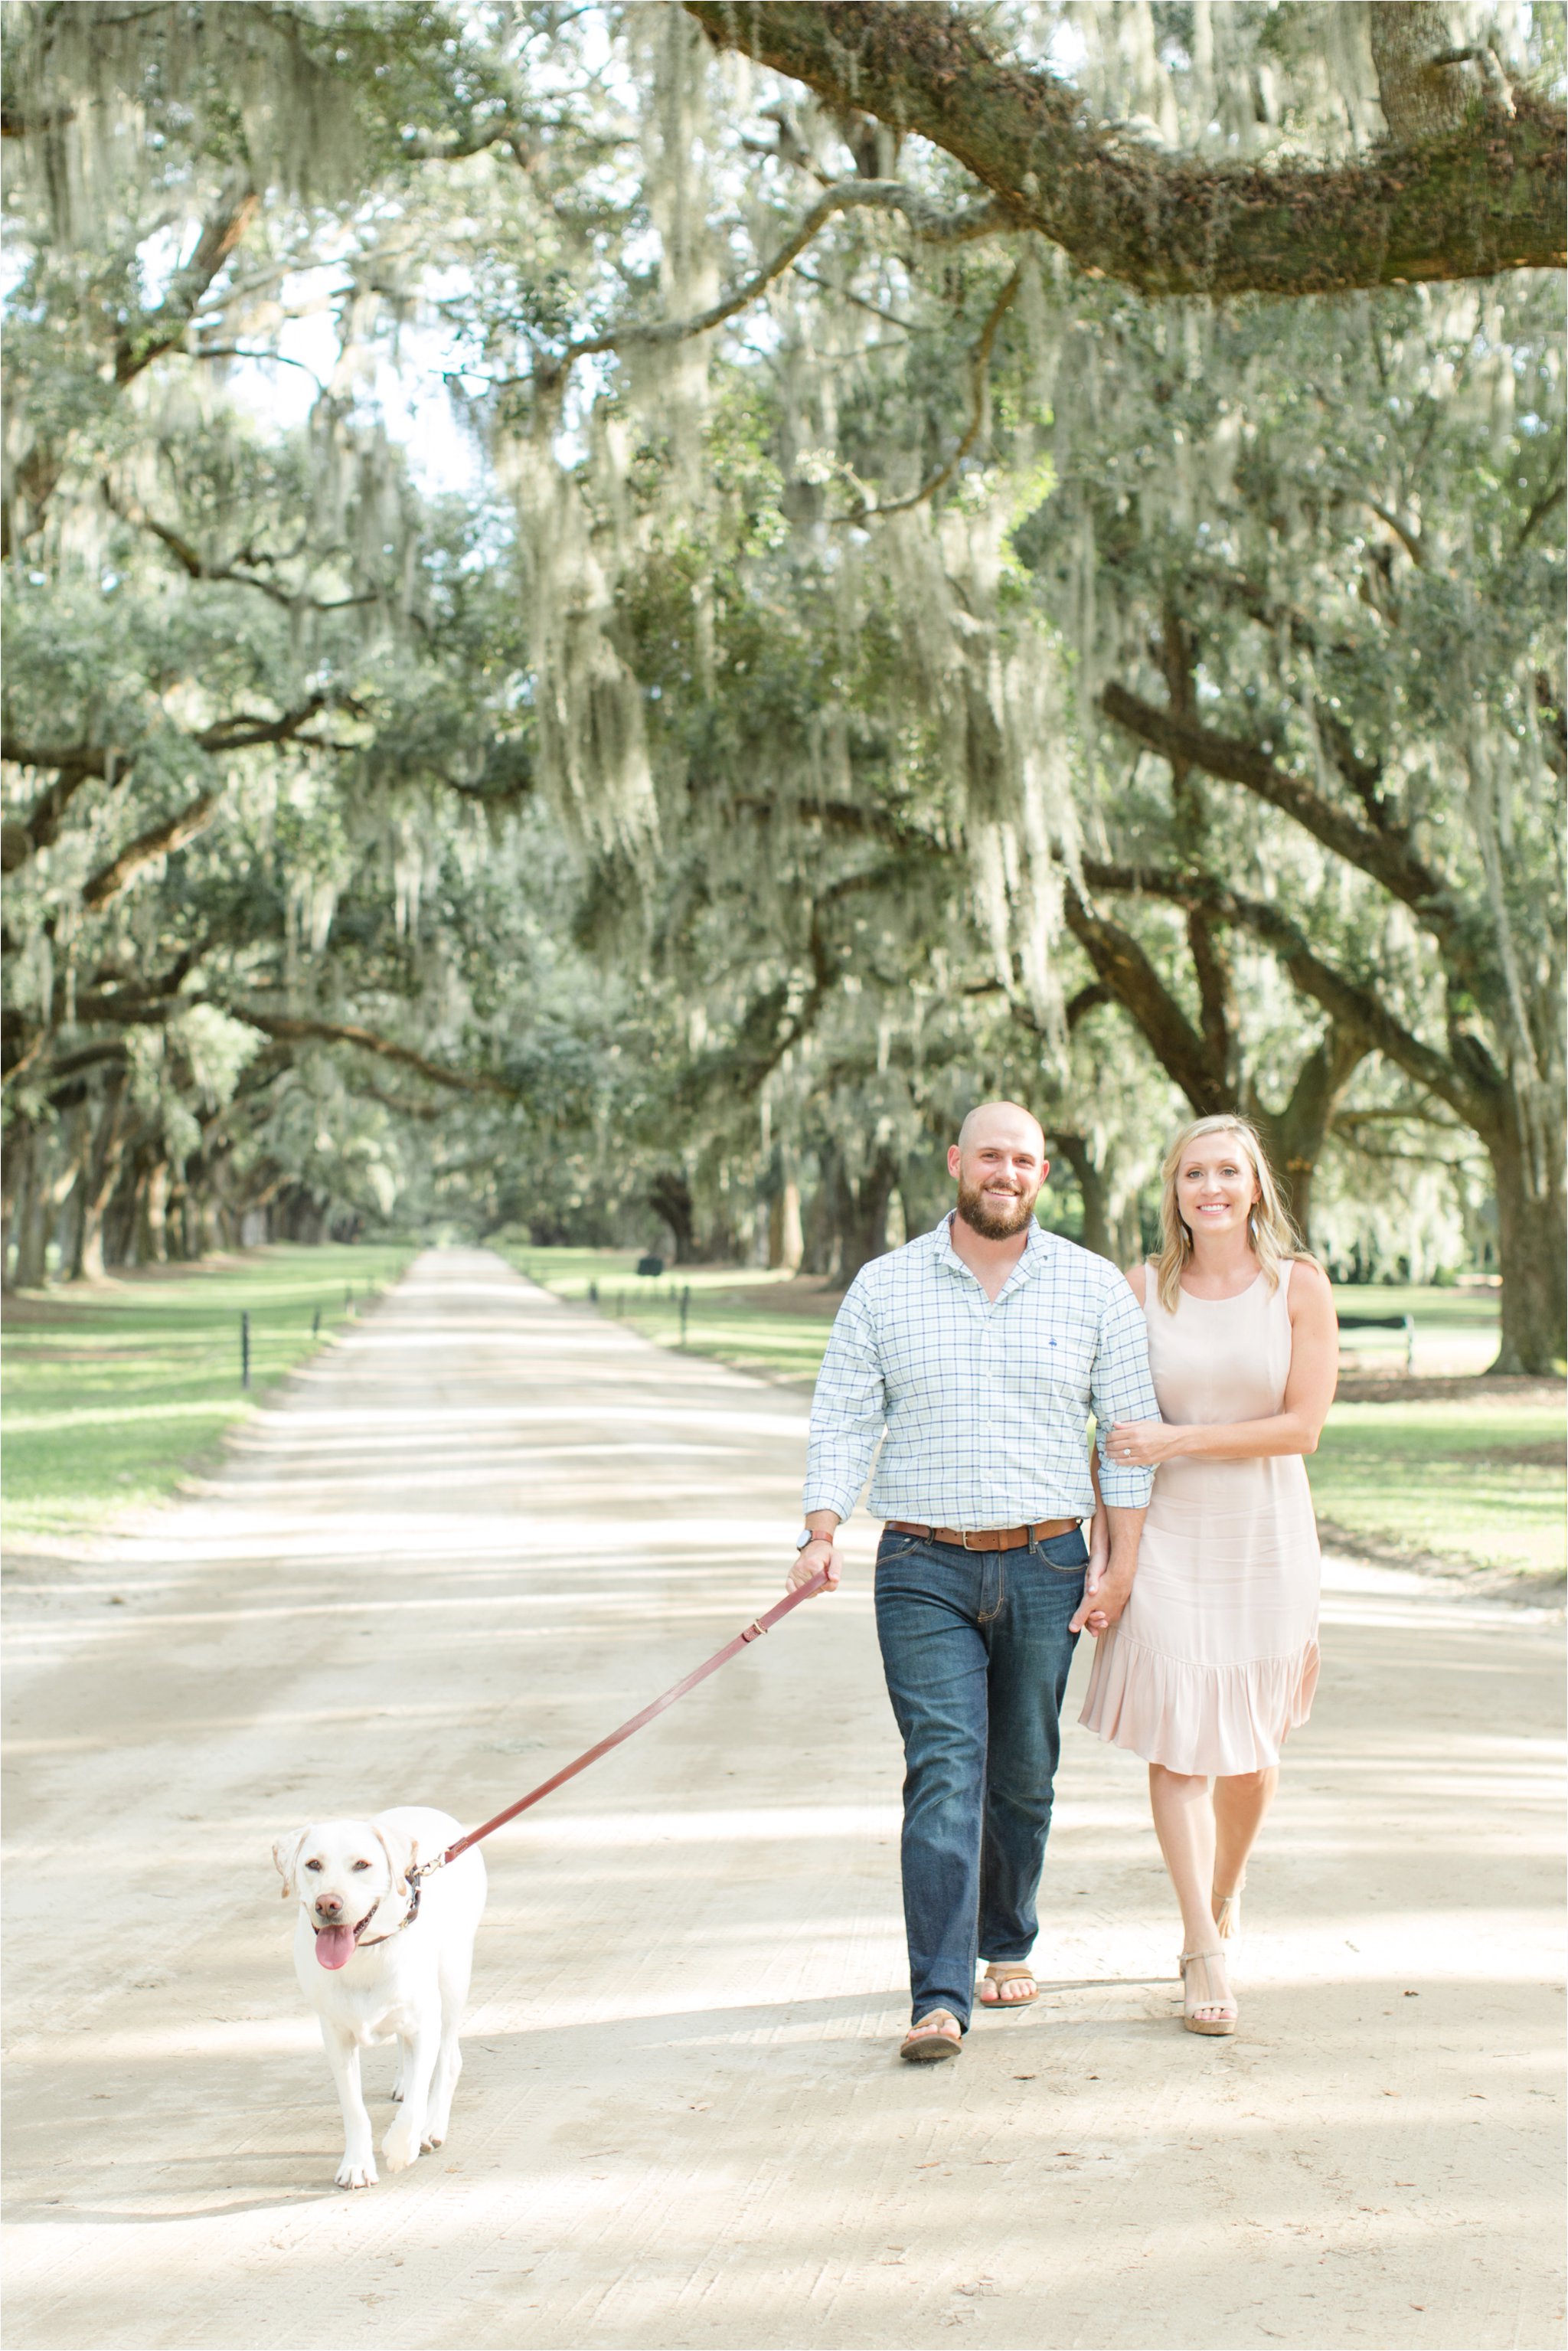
xmin=1077 ymin=1114 xmax=1337 ymax=2034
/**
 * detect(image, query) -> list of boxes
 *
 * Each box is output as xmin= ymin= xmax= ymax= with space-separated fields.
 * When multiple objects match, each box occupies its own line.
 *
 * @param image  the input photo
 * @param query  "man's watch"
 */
xmin=795 ymin=1526 xmax=825 ymax=1550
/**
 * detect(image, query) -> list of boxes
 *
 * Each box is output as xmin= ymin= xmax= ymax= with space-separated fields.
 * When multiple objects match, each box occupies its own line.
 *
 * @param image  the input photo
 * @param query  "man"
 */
xmin=789 ymin=1101 xmax=1158 ymax=2062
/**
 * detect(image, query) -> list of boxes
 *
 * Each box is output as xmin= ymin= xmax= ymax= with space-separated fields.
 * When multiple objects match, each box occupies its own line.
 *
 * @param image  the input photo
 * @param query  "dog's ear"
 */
xmin=372 ymin=1821 xmax=418 ymax=1896
xmin=272 ymin=1827 xmax=310 ymax=1900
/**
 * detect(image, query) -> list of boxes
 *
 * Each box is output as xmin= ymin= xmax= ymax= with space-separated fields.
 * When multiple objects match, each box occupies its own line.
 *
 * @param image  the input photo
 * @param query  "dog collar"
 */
xmin=352 ymin=1877 xmax=421 ymax=1949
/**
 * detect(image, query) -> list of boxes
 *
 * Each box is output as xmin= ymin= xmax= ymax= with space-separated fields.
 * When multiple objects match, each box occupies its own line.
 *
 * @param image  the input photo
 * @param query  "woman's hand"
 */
xmin=1106 ymin=1418 xmax=1184 ymax=1468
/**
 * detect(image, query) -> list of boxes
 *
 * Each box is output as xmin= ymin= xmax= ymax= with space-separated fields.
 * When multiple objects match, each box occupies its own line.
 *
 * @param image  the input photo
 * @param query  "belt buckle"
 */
xmin=962 ymin=1528 xmax=986 ymax=1551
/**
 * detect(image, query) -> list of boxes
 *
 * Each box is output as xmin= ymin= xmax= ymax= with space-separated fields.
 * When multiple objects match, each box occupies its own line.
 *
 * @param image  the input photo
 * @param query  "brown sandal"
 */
xmin=978 ymin=1964 xmax=1037 ymax=2008
xmin=900 ymin=2009 xmax=962 ymax=2062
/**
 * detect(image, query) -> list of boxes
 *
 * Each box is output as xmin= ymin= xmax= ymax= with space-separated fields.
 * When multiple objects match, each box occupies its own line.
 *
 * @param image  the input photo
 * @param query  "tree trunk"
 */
xmin=1252 ymin=1023 xmax=1369 ymax=1246
xmin=5 ymin=1125 xmax=51 ymax=1290
xmin=101 ymin=1143 xmax=152 ymax=1267
xmin=136 ymin=1160 xmax=170 ymax=1264
xmin=802 ymin=1144 xmax=847 ymax=1278
xmin=163 ymin=1169 xmax=192 ymax=1259
xmin=648 ymin=1171 xmax=699 ymax=1264
xmin=1483 ymin=1104 xmax=1567 ymax=1374
xmin=53 ymin=1108 xmax=91 ymax=1281
xmin=1050 ymin=1133 xmax=1115 ymax=1264
xmin=837 ymin=1146 xmax=901 ymax=1283
xmin=769 ymin=1178 xmax=803 ymax=1271
xmin=2 ymin=1121 xmax=31 ymax=1291
xmin=1368 ymin=3 xmax=1475 ymax=142
xmin=275 ymin=1183 xmax=327 ymax=1243
xmin=71 ymin=1077 xmax=129 ymax=1280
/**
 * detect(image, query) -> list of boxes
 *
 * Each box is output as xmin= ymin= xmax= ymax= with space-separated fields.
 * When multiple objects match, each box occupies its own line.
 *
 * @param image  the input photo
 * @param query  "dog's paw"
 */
xmin=381 ymin=2124 xmax=420 ymax=2173
xmin=335 ymin=2156 xmax=377 ymax=2189
xmin=421 ymin=2124 xmax=445 ymax=2150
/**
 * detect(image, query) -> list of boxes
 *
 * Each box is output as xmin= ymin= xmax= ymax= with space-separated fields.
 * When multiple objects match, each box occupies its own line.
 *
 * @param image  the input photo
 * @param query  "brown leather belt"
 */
xmin=885 ymin=1516 xmax=1080 ymax=1552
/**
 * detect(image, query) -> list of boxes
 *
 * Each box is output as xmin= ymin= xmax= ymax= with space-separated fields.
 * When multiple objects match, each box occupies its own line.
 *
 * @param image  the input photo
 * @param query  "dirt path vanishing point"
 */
xmin=5 ymin=1249 xmax=1563 ymax=2351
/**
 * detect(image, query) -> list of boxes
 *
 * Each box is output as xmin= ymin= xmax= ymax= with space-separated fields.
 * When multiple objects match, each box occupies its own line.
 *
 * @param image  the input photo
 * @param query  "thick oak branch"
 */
xmin=1099 ymin=680 xmax=1462 ymax=947
xmin=114 ymin=173 xmax=259 ymax=384
xmin=0 ymin=741 xmax=133 ymax=869
xmin=107 ymin=491 xmax=379 ymax=615
xmin=1080 ymin=855 xmax=1489 ymax=1127
xmin=224 ymin=1011 xmax=520 ymax=1098
xmin=688 ymin=2 xmax=1565 ymax=296
xmin=3 ymin=695 xmax=334 ymax=860
xmin=1061 ymin=886 xmax=1229 ymax=1114
xmin=82 ymin=790 xmax=223 ymax=908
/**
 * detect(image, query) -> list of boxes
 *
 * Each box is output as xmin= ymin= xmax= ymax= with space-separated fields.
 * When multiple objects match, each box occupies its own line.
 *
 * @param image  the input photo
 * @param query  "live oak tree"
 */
xmin=1 ymin=4 xmax=592 ymax=1276
xmin=5 ymin=3 xmax=1562 ymax=1353
xmin=622 ymin=11 xmax=1560 ymax=1338
xmin=989 ymin=253 xmax=1563 ymax=1368
xmin=637 ymin=4 xmax=1566 ymax=1359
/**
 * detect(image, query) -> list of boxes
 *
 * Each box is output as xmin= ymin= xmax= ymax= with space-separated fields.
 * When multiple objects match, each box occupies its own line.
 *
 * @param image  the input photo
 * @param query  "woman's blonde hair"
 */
xmin=1153 ymin=1114 xmax=1308 ymax=1313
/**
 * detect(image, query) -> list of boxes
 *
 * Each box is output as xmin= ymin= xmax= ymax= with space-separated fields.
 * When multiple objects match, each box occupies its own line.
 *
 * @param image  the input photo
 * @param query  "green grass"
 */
xmin=1328 ymin=1279 xmax=1504 ymax=1375
xmin=1308 ymin=1401 xmax=1564 ymax=1576
xmin=505 ymin=1246 xmax=1563 ymax=1581
xmin=2 ymin=1243 xmax=413 ymax=1543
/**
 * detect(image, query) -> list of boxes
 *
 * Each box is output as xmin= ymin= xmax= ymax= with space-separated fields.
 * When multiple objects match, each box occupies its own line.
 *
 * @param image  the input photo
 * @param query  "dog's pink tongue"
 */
xmin=314 ymin=1924 xmax=357 ymax=1970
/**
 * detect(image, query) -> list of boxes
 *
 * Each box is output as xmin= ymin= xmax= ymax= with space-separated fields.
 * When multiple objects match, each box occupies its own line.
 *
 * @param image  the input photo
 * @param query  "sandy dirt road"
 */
xmin=4 ymin=1248 xmax=1563 ymax=2351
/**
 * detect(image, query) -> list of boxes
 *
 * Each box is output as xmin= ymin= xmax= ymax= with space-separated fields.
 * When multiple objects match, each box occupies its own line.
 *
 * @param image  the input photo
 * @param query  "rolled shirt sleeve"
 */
xmin=1090 ymin=1274 xmax=1160 ymax=1507
xmin=803 ymin=1278 xmax=887 ymax=1522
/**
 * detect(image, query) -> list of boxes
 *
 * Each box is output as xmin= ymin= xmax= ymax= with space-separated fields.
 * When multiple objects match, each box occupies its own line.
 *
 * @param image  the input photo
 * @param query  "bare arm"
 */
xmin=1082 ymin=1443 xmax=1109 ymax=1593
xmin=1109 ymin=1262 xmax=1338 ymax=1467
xmin=1070 ymin=1501 xmax=1146 ymax=1635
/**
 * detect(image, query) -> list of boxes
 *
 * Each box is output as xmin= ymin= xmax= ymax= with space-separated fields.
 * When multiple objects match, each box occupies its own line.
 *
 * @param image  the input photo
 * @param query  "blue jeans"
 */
xmin=874 ymin=1525 xmax=1088 ymax=2031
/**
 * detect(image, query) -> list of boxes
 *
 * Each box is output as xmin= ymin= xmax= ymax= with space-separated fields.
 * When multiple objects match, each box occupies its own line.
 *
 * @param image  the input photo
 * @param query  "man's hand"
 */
xmin=788 ymin=1519 xmax=841 ymax=1594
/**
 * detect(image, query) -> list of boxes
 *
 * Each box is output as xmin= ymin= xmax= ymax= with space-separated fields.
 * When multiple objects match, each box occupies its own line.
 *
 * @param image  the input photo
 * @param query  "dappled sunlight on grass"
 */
xmin=1312 ymin=1400 xmax=1565 ymax=1572
xmin=2 ymin=1244 xmax=413 ymax=1540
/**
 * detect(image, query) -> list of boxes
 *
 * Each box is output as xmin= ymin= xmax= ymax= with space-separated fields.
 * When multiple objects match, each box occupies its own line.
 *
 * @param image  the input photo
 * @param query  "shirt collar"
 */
xmin=931 ymin=1209 xmax=1053 ymax=1295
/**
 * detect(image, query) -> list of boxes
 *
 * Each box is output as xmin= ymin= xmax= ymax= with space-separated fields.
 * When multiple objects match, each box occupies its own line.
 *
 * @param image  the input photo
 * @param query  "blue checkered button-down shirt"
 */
xmin=803 ymin=1214 xmax=1158 ymax=1527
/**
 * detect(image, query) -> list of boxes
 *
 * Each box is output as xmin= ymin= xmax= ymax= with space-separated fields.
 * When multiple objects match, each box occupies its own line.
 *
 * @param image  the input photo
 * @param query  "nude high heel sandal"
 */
xmin=1211 ymin=1872 xmax=1246 ymax=1940
xmin=1179 ymin=1948 xmax=1237 ymax=2035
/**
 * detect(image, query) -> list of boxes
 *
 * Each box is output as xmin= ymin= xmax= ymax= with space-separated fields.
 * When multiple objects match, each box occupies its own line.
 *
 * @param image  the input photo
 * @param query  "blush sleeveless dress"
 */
xmin=1079 ymin=1261 xmax=1320 ymax=1775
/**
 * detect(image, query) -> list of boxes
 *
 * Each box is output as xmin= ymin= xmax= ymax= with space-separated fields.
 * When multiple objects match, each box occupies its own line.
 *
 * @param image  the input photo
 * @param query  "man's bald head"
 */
xmin=948 ymin=1102 xmax=1049 ymax=1240
xmin=956 ymin=1100 xmax=1046 ymax=1158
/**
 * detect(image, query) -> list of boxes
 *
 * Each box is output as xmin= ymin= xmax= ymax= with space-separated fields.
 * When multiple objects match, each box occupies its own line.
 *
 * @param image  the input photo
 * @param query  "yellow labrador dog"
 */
xmin=273 ymin=1806 xmax=486 ymax=2188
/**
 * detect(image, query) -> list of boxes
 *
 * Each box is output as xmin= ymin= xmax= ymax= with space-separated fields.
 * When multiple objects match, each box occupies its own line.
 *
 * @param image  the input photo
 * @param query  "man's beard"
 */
xmin=956 ymin=1176 xmax=1041 ymax=1241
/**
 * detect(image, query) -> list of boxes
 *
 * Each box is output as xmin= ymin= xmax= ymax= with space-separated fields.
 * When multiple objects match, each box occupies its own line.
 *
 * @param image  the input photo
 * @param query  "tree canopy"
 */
xmin=3 ymin=1 xmax=1563 ymax=1367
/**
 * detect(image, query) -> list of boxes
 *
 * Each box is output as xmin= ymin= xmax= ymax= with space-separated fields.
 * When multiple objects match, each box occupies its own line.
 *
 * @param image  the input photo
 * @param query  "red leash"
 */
xmin=415 ymin=1566 xmax=831 ymax=1879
